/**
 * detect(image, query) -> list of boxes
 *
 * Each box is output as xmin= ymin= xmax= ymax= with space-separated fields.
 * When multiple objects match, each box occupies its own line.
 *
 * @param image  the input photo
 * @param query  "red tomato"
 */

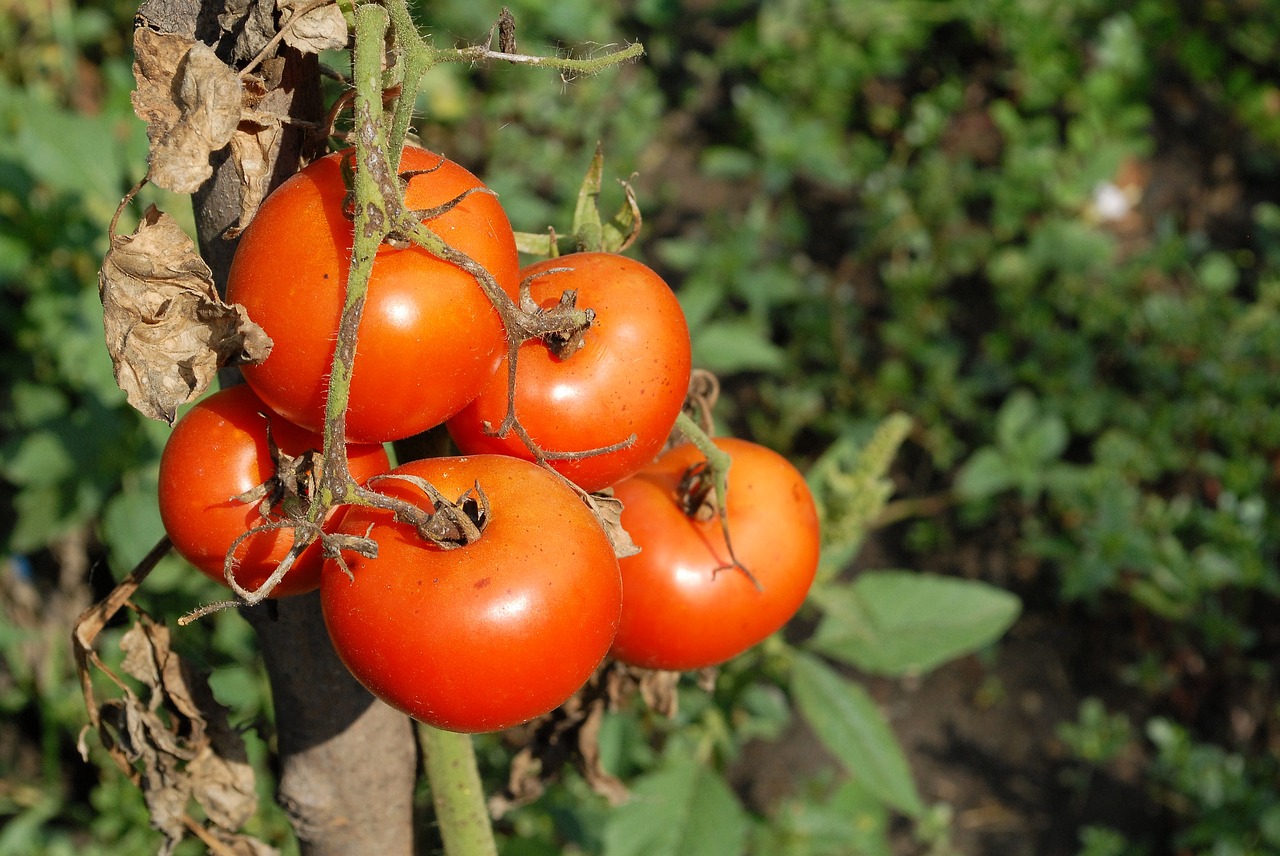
xmin=608 ymin=438 xmax=820 ymax=670
xmin=226 ymin=146 xmax=521 ymax=443
xmin=320 ymin=454 xmax=622 ymax=732
xmin=158 ymin=385 xmax=390 ymax=597
xmin=446 ymin=252 xmax=691 ymax=493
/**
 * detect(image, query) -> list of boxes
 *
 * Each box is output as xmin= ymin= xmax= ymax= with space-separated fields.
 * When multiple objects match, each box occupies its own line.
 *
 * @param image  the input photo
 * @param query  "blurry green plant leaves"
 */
xmin=601 ymin=757 xmax=749 ymax=856
xmin=808 ymin=571 xmax=1021 ymax=677
xmin=790 ymin=653 xmax=924 ymax=818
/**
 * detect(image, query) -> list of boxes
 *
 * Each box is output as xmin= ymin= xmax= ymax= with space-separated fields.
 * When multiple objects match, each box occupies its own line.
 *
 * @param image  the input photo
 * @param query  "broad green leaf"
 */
xmin=953 ymin=446 xmax=1015 ymax=500
xmin=601 ymin=757 xmax=748 ymax=856
xmin=2 ymin=430 xmax=76 ymax=487
xmin=100 ymin=471 xmax=165 ymax=573
xmin=994 ymin=390 xmax=1038 ymax=448
xmin=807 ymin=571 xmax=1021 ymax=676
xmin=691 ymin=319 xmax=787 ymax=373
xmin=790 ymin=653 xmax=924 ymax=817
xmin=1018 ymin=413 xmax=1068 ymax=464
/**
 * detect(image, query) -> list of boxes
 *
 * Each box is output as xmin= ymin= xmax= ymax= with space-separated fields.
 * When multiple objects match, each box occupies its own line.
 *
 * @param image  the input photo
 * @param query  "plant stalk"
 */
xmin=420 ymin=724 xmax=499 ymax=856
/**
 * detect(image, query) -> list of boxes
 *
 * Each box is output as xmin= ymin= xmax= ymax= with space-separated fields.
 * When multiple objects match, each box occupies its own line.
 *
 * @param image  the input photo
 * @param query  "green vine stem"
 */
xmin=317 ymin=2 xmax=394 ymax=501
xmin=673 ymin=410 xmax=762 ymax=590
xmin=419 ymin=724 xmax=499 ymax=856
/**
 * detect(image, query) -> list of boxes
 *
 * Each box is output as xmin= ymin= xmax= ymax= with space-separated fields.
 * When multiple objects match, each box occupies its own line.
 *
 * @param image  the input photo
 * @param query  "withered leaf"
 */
xmin=585 ymin=490 xmax=641 ymax=559
xmin=576 ymin=699 xmax=628 ymax=805
xmin=101 ymin=613 xmax=267 ymax=852
xmin=132 ymin=29 xmax=243 ymax=193
xmin=99 ymin=205 xmax=272 ymax=424
xmin=189 ymin=742 xmax=259 ymax=831
xmin=278 ymin=0 xmax=349 ymax=54
xmin=227 ymin=119 xmax=282 ymax=237
xmin=491 ymin=661 xmax=646 ymax=817
xmin=219 ymin=0 xmax=278 ymax=64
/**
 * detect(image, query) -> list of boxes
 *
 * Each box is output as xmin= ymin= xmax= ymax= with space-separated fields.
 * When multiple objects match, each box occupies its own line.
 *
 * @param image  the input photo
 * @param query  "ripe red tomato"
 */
xmin=320 ymin=454 xmax=622 ymax=732
xmin=158 ymin=385 xmax=390 ymax=597
xmin=608 ymin=438 xmax=820 ymax=670
xmin=446 ymin=252 xmax=691 ymax=493
xmin=226 ymin=146 xmax=521 ymax=443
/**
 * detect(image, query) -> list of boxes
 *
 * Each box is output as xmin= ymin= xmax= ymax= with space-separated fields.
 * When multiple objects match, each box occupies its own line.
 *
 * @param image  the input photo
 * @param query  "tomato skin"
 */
xmin=157 ymin=385 xmax=390 ymax=597
xmin=608 ymin=438 xmax=820 ymax=670
xmin=320 ymin=455 xmax=622 ymax=733
xmin=226 ymin=146 xmax=520 ymax=443
xmin=446 ymin=252 xmax=691 ymax=493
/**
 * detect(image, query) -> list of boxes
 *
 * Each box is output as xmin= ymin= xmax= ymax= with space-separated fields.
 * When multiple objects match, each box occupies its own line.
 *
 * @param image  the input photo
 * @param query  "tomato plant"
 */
xmin=320 ymin=454 xmax=622 ymax=733
xmin=226 ymin=146 xmax=521 ymax=443
xmin=157 ymin=384 xmax=390 ymax=597
xmin=446 ymin=252 xmax=691 ymax=492
xmin=608 ymin=437 xmax=821 ymax=670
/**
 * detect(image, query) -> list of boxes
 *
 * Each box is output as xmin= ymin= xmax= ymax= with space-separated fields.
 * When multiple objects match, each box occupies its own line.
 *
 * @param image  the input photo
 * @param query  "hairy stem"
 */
xmin=318 ymin=2 xmax=394 ymax=501
xmin=420 ymin=725 xmax=499 ymax=856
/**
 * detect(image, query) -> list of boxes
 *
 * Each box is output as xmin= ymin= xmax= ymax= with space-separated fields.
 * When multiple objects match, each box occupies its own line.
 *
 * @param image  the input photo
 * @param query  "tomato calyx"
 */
xmin=474 ymin=267 xmax=644 ymax=479
xmin=363 ymin=473 xmax=490 ymax=549
xmin=232 ymin=419 xmax=321 ymax=511
xmin=522 ymin=283 xmax=596 ymax=361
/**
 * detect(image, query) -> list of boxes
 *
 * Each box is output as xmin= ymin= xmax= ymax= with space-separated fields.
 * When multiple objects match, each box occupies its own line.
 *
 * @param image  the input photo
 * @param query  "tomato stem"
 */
xmin=419 ymin=724 xmax=499 ymax=856
xmin=673 ymin=411 xmax=763 ymax=591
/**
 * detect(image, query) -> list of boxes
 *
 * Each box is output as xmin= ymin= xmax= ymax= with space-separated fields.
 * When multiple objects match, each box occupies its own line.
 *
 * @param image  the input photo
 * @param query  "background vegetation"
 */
xmin=2 ymin=0 xmax=1279 ymax=854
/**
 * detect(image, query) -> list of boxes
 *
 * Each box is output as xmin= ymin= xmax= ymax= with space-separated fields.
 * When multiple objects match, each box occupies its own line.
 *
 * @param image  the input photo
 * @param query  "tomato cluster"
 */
xmin=157 ymin=144 xmax=820 ymax=733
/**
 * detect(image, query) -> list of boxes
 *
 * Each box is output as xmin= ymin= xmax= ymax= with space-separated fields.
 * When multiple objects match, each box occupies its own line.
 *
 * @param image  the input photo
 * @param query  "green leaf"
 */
xmin=601 ymin=757 xmax=748 ymax=856
xmin=99 ymin=471 xmax=165 ymax=573
xmin=789 ymin=652 xmax=924 ymax=817
xmin=1018 ymin=413 xmax=1068 ymax=464
xmin=808 ymin=571 xmax=1021 ymax=676
xmin=690 ymin=319 xmax=787 ymax=373
xmin=752 ymin=778 xmax=891 ymax=856
xmin=2 ymin=430 xmax=76 ymax=487
xmin=953 ymin=446 xmax=1015 ymax=500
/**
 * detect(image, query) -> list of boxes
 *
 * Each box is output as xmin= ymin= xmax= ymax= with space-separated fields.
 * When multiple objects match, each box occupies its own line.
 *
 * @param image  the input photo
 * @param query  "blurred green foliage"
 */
xmin=3 ymin=0 xmax=1279 ymax=853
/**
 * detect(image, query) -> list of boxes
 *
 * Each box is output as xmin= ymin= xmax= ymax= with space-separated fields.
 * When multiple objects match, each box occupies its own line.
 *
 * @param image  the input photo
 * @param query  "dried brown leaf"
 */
xmin=189 ymin=742 xmax=258 ymax=831
xmin=92 ymin=612 xmax=268 ymax=852
xmin=219 ymin=0 xmax=277 ymax=63
xmin=99 ymin=205 xmax=272 ymax=423
xmin=577 ymin=700 xmax=628 ymax=805
xmin=637 ymin=668 xmax=682 ymax=718
xmin=490 ymin=661 xmax=652 ymax=817
xmin=227 ymin=119 xmax=282 ymax=237
xmin=278 ymin=0 xmax=349 ymax=54
xmin=585 ymin=491 xmax=641 ymax=559
xmin=133 ymin=29 xmax=243 ymax=193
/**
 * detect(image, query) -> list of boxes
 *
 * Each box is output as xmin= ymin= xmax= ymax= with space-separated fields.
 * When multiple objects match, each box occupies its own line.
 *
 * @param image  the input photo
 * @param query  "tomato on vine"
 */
xmin=607 ymin=437 xmax=820 ymax=670
xmin=157 ymin=385 xmax=390 ymax=598
xmin=320 ymin=454 xmax=622 ymax=733
xmin=226 ymin=146 xmax=521 ymax=444
xmin=446 ymin=252 xmax=691 ymax=493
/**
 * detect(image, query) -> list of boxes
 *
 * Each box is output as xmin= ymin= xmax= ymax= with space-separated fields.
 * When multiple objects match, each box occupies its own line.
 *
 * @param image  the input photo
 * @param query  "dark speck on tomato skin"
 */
xmin=474 ymin=577 xmax=491 ymax=589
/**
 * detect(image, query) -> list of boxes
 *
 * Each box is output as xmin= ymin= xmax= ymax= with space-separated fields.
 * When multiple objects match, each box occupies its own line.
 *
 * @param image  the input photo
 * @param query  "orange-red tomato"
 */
xmin=320 ymin=454 xmax=622 ymax=732
xmin=446 ymin=252 xmax=691 ymax=492
xmin=608 ymin=438 xmax=820 ymax=670
xmin=157 ymin=385 xmax=389 ymax=597
xmin=226 ymin=146 xmax=520 ymax=443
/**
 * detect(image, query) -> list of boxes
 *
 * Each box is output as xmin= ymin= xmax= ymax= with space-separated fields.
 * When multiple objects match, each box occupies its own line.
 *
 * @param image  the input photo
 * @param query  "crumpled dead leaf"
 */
xmin=585 ymin=490 xmax=641 ymax=559
xmin=489 ymin=661 xmax=685 ymax=817
xmin=278 ymin=0 xmax=349 ymax=54
xmin=99 ymin=205 xmax=272 ymax=423
xmin=73 ymin=551 xmax=277 ymax=856
xmin=219 ymin=0 xmax=278 ymax=64
xmin=133 ymin=29 xmax=243 ymax=193
xmin=227 ymin=118 xmax=283 ymax=239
